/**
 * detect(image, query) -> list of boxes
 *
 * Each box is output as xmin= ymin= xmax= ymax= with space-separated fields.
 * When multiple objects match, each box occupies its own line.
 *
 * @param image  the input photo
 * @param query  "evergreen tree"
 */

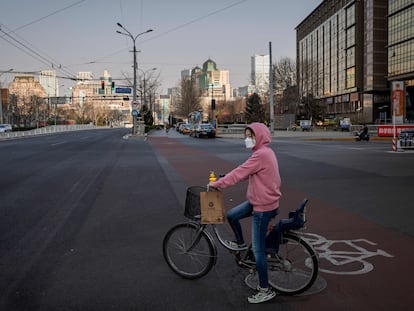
xmin=245 ymin=93 xmax=265 ymax=123
xmin=142 ymin=104 xmax=153 ymax=126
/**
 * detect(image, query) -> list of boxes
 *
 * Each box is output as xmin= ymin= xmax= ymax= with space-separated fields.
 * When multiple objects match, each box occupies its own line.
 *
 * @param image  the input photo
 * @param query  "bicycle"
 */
xmin=162 ymin=186 xmax=319 ymax=296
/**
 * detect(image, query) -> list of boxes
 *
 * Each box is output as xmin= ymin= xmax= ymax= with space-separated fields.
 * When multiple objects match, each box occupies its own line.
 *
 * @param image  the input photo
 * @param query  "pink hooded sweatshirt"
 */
xmin=211 ymin=122 xmax=282 ymax=212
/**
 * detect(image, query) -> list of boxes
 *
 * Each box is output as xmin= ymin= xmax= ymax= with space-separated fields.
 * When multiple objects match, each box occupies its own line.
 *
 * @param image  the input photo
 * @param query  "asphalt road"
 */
xmin=0 ymin=128 xmax=413 ymax=310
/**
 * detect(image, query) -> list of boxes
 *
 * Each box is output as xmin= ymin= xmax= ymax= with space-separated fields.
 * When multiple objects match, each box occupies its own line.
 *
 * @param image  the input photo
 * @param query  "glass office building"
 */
xmin=295 ymin=0 xmax=409 ymax=124
xmin=251 ymin=54 xmax=270 ymax=95
xmin=388 ymin=0 xmax=414 ymax=122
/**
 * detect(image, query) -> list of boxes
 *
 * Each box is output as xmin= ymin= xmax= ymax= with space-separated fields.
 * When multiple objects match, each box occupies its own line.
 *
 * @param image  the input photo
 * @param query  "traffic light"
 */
xmin=101 ymin=81 xmax=105 ymax=90
xmin=211 ymin=99 xmax=216 ymax=110
xmin=111 ymin=81 xmax=115 ymax=92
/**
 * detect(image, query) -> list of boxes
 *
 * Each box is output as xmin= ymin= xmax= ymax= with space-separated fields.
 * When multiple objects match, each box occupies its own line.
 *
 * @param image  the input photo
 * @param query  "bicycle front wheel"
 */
xmin=268 ymin=232 xmax=318 ymax=295
xmin=163 ymin=223 xmax=216 ymax=279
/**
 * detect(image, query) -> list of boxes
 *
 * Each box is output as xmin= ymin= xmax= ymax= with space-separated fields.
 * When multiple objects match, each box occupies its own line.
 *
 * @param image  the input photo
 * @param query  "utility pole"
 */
xmin=116 ymin=23 xmax=152 ymax=135
xmin=269 ymin=41 xmax=274 ymax=134
xmin=0 ymin=89 xmax=3 ymax=124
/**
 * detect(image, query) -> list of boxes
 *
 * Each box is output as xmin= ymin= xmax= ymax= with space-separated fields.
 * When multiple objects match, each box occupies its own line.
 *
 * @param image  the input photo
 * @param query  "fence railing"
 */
xmin=217 ymin=124 xmax=246 ymax=134
xmin=218 ymin=123 xmax=374 ymax=136
xmin=0 ymin=124 xmax=97 ymax=140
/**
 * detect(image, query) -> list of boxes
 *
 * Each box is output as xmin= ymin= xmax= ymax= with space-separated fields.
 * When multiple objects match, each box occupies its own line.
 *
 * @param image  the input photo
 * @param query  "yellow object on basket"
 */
xmin=209 ymin=171 xmax=216 ymax=182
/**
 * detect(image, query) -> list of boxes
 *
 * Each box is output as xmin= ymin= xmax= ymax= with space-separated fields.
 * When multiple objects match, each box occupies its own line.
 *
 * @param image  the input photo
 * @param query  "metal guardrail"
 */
xmin=219 ymin=124 xmax=379 ymax=135
xmin=0 ymin=124 xmax=97 ymax=140
xmin=399 ymin=139 xmax=414 ymax=149
xmin=217 ymin=124 xmax=246 ymax=134
xmin=398 ymin=130 xmax=414 ymax=149
xmin=219 ymin=124 xmax=377 ymax=136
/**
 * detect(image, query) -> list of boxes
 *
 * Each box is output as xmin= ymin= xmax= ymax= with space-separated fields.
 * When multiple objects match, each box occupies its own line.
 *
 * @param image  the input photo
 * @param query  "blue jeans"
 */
xmin=226 ymin=201 xmax=279 ymax=288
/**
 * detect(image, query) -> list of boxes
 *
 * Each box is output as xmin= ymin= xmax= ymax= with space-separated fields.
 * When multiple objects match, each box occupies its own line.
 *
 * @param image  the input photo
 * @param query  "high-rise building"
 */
xmin=39 ymin=70 xmax=59 ymax=97
xmin=251 ymin=54 xmax=270 ymax=95
xmin=180 ymin=69 xmax=191 ymax=81
xmin=296 ymin=0 xmax=391 ymax=124
xmin=388 ymin=0 xmax=414 ymax=122
xmin=197 ymin=59 xmax=231 ymax=101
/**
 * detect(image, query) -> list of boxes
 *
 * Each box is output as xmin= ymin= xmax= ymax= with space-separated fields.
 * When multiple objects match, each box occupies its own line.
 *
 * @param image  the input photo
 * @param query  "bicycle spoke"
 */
xmin=163 ymin=223 xmax=216 ymax=279
xmin=268 ymin=233 xmax=318 ymax=295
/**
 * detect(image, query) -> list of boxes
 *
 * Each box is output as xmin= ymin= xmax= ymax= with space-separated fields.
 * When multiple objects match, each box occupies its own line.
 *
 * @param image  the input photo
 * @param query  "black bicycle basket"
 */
xmin=184 ymin=186 xmax=206 ymax=220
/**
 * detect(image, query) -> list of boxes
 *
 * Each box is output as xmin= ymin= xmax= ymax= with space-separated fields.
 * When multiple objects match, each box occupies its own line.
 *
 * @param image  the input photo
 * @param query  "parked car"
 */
xmin=175 ymin=122 xmax=184 ymax=132
xmin=0 ymin=124 xmax=12 ymax=133
xmin=180 ymin=124 xmax=193 ymax=135
xmin=339 ymin=118 xmax=351 ymax=131
xmin=299 ymin=120 xmax=312 ymax=131
xmin=194 ymin=123 xmax=216 ymax=138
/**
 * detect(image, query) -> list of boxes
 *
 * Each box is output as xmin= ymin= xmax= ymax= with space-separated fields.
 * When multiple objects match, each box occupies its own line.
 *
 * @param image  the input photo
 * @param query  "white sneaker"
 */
xmin=247 ymin=287 xmax=276 ymax=304
xmin=224 ymin=240 xmax=247 ymax=250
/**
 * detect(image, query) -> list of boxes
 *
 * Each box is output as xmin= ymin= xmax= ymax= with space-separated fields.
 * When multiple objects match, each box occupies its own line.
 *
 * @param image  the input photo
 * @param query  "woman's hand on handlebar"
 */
xmin=208 ymin=182 xmax=217 ymax=189
xmin=207 ymin=173 xmax=224 ymax=190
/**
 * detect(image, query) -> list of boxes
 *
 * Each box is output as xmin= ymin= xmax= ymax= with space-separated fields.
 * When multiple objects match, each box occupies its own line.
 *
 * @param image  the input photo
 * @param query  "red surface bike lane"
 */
xmin=149 ymin=136 xmax=413 ymax=311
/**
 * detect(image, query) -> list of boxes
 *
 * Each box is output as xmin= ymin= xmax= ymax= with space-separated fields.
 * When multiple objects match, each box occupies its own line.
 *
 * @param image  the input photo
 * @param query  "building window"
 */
xmin=346 ymin=4 xmax=355 ymax=27
xmin=346 ymin=26 xmax=355 ymax=47
xmin=346 ymin=67 xmax=356 ymax=89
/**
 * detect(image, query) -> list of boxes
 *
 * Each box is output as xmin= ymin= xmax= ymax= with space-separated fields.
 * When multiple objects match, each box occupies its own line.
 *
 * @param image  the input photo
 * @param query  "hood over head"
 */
xmin=246 ymin=122 xmax=271 ymax=149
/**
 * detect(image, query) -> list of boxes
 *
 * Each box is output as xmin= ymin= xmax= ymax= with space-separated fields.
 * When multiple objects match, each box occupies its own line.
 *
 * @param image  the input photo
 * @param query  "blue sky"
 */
xmin=0 ymin=0 xmax=321 ymax=93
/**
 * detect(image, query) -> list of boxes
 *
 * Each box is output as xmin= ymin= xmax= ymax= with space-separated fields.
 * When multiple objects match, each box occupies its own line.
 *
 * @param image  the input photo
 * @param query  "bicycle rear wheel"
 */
xmin=268 ymin=232 xmax=318 ymax=295
xmin=163 ymin=223 xmax=216 ymax=279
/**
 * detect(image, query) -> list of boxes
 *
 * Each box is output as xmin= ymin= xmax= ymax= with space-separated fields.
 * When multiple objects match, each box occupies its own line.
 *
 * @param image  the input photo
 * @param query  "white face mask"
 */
xmin=244 ymin=137 xmax=255 ymax=149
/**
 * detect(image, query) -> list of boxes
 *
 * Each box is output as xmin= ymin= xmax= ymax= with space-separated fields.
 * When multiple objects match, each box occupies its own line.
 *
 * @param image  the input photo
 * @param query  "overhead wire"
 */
xmin=9 ymin=0 xmax=86 ymax=33
xmin=143 ymin=0 xmax=249 ymax=42
xmin=94 ymin=0 xmax=249 ymax=65
xmin=2 ymin=0 xmax=249 ymax=81
xmin=0 ymin=26 xmax=76 ymax=79
xmin=0 ymin=0 xmax=86 ymax=81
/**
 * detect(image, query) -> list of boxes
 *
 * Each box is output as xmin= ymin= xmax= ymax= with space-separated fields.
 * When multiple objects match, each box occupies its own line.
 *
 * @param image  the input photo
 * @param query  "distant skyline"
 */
xmin=0 ymin=0 xmax=322 ymax=94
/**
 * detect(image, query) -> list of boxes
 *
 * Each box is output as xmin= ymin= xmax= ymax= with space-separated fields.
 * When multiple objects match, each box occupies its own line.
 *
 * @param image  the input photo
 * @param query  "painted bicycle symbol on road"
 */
xmin=302 ymin=233 xmax=393 ymax=275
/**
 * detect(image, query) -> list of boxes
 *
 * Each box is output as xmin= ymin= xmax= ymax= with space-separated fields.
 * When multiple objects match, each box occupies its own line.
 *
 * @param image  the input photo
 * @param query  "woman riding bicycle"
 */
xmin=208 ymin=122 xmax=282 ymax=304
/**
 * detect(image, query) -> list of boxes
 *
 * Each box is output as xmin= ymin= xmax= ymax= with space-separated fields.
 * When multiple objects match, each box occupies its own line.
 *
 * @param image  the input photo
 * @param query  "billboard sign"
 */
xmin=377 ymin=125 xmax=414 ymax=137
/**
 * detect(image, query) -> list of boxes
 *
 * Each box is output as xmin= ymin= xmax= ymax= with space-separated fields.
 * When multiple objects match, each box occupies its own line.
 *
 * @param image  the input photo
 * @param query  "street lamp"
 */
xmin=116 ymin=23 xmax=152 ymax=134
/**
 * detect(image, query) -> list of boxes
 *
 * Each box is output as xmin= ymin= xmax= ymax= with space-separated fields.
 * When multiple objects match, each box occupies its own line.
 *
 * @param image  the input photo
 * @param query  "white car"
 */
xmin=0 ymin=124 xmax=12 ymax=132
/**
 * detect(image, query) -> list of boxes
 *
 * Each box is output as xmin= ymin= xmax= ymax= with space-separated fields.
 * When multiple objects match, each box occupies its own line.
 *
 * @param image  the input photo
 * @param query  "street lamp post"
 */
xmin=209 ymin=83 xmax=215 ymax=124
xmin=116 ymin=23 xmax=152 ymax=135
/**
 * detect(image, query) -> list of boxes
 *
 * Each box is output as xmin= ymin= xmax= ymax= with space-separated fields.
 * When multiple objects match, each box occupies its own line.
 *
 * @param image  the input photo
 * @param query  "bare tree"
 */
xmin=216 ymin=98 xmax=246 ymax=123
xmin=138 ymin=71 xmax=161 ymax=114
xmin=271 ymin=57 xmax=298 ymax=120
xmin=175 ymin=77 xmax=202 ymax=119
xmin=273 ymin=57 xmax=296 ymax=91
xmin=121 ymin=70 xmax=161 ymax=125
